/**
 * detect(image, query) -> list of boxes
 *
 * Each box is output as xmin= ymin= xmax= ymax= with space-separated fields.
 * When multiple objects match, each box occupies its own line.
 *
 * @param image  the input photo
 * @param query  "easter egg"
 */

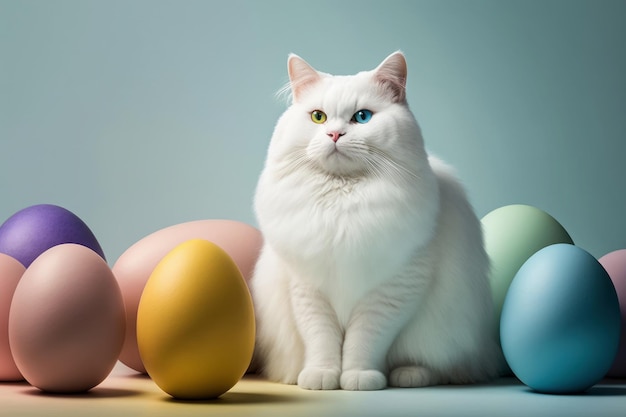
xmin=598 ymin=249 xmax=626 ymax=377
xmin=0 ymin=254 xmax=25 ymax=381
xmin=137 ymin=239 xmax=255 ymax=399
xmin=113 ymin=219 xmax=262 ymax=373
xmin=500 ymin=244 xmax=620 ymax=394
xmin=9 ymin=244 xmax=125 ymax=393
xmin=0 ymin=204 xmax=105 ymax=268
xmin=481 ymin=204 xmax=573 ymax=338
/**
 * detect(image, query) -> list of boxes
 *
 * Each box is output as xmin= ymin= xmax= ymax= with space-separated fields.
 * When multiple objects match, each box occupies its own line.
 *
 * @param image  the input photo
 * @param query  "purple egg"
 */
xmin=598 ymin=249 xmax=626 ymax=378
xmin=0 ymin=204 xmax=105 ymax=268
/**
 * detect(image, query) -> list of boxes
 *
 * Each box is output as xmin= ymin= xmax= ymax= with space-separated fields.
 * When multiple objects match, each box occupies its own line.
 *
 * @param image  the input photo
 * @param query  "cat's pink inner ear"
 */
xmin=374 ymin=51 xmax=408 ymax=103
xmin=288 ymin=54 xmax=321 ymax=102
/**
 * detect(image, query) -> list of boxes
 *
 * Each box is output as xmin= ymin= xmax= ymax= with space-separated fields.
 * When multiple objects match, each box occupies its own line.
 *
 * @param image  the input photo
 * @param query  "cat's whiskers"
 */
xmin=347 ymin=143 xmax=420 ymax=182
xmin=349 ymin=146 xmax=388 ymax=180
xmin=277 ymin=142 xmax=419 ymax=185
xmin=275 ymin=148 xmax=314 ymax=179
xmin=372 ymin=150 xmax=420 ymax=182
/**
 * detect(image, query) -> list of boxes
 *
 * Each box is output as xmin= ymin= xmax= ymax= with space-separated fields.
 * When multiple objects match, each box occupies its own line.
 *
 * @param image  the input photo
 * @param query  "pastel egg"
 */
xmin=137 ymin=239 xmax=255 ymax=399
xmin=0 ymin=204 xmax=105 ymax=268
xmin=9 ymin=244 xmax=125 ymax=393
xmin=598 ymin=249 xmax=626 ymax=377
xmin=112 ymin=219 xmax=262 ymax=373
xmin=0 ymin=253 xmax=25 ymax=381
xmin=500 ymin=244 xmax=620 ymax=394
xmin=481 ymin=204 xmax=573 ymax=338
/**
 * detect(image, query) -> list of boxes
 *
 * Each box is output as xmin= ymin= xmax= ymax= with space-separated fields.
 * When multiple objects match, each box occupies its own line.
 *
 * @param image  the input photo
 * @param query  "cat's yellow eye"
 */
xmin=311 ymin=110 xmax=327 ymax=124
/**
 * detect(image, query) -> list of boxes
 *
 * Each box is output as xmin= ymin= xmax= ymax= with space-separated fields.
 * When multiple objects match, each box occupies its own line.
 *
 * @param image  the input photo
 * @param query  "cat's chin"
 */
xmin=314 ymin=156 xmax=367 ymax=179
xmin=307 ymin=146 xmax=362 ymax=177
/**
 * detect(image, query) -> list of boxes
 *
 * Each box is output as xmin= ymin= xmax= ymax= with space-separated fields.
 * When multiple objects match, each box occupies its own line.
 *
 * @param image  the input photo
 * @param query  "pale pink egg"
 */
xmin=9 ymin=244 xmax=125 ymax=393
xmin=0 ymin=253 xmax=25 ymax=381
xmin=598 ymin=249 xmax=626 ymax=377
xmin=112 ymin=219 xmax=263 ymax=373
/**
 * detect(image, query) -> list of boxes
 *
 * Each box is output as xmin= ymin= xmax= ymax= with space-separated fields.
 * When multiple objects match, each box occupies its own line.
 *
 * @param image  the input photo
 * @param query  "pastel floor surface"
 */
xmin=1 ymin=363 xmax=625 ymax=417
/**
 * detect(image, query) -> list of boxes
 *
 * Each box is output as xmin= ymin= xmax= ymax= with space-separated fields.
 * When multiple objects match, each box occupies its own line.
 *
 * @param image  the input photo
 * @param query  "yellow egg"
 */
xmin=137 ymin=239 xmax=255 ymax=399
xmin=112 ymin=219 xmax=262 ymax=373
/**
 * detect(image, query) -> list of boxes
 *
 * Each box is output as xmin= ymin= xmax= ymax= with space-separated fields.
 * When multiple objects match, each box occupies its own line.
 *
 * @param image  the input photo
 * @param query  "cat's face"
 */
xmin=268 ymin=52 xmax=424 ymax=179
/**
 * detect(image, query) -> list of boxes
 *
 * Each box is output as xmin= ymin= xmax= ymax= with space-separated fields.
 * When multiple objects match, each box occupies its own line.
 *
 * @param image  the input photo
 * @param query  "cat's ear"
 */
xmin=288 ymin=54 xmax=321 ymax=102
xmin=374 ymin=51 xmax=407 ymax=103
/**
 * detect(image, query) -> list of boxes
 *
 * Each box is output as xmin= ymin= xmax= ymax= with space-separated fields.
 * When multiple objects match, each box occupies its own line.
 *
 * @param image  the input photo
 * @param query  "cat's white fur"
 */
xmin=251 ymin=52 xmax=503 ymax=391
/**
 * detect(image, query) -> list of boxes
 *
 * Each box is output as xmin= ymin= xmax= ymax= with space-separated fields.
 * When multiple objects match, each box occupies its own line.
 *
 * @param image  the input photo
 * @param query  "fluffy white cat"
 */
xmin=251 ymin=51 xmax=503 ymax=391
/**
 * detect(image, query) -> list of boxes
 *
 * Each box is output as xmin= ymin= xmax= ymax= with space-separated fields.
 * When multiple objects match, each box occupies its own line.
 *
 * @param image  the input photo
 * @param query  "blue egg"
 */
xmin=500 ymin=243 xmax=621 ymax=394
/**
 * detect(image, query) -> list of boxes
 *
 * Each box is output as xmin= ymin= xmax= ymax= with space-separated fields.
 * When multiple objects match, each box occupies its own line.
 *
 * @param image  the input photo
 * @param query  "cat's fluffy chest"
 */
xmin=311 ymin=174 xmax=361 ymax=207
xmin=257 ymin=165 xmax=439 ymax=309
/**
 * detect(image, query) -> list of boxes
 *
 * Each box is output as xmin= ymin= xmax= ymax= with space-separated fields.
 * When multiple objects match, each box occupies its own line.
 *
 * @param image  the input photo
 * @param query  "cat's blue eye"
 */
xmin=352 ymin=109 xmax=373 ymax=124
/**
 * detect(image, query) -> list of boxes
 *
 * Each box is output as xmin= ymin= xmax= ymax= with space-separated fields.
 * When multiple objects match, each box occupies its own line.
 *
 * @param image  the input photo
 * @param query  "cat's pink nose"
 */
xmin=327 ymin=131 xmax=345 ymax=142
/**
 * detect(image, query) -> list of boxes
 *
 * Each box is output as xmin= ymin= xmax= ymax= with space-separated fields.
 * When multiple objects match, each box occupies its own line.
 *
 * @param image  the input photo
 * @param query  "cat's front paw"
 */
xmin=340 ymin=370 xmax=387 ymax=391
xmin=297 ymin=367 xmax=340 ymax=390
xmin=389 ymin=366 xmax=436 ymax=387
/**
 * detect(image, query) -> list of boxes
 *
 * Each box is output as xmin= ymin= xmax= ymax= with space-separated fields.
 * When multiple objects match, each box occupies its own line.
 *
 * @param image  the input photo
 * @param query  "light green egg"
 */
xmin=481 ymin=204 xmax=573 ymax=340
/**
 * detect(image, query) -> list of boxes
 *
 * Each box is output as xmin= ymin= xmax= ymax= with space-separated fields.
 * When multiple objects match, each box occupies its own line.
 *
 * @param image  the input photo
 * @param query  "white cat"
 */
xmin=251 ymin=51 xmax=503 ymax=391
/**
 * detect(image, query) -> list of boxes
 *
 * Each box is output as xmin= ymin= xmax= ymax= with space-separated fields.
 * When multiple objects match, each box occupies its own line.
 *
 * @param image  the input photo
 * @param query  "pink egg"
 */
xmin=0 ymin=254 xmax=25 ymax=381
xmin=9 ymin=244 xmax=125 ymax=393
xmin=598 ymin=249 xmax=626 ymax=377
xmin=112 ymin=219 xmax=263 ymax=373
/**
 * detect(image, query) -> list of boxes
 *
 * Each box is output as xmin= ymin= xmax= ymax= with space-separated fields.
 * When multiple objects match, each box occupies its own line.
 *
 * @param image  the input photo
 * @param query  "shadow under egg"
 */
xmin=164 ymin=390 xmax=308 ymax=405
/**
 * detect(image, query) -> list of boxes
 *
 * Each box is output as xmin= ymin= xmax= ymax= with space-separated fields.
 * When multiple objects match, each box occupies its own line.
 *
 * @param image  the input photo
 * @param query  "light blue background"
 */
xmin=1 ymin=0 xmax=625 ymax=263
